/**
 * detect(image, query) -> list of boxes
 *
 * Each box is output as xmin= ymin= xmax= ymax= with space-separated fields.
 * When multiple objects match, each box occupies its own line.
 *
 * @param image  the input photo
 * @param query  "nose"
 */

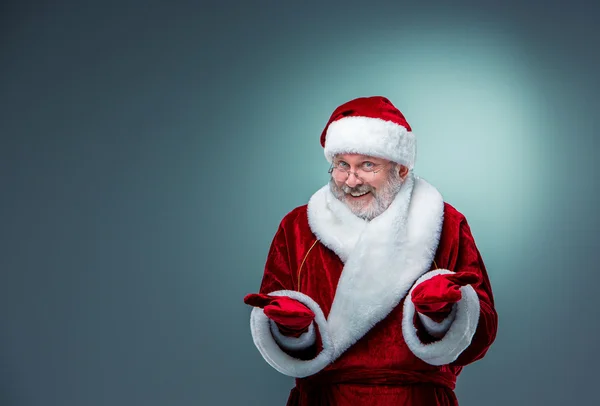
xmin=345 ymin=172 xmax=363 ymax=188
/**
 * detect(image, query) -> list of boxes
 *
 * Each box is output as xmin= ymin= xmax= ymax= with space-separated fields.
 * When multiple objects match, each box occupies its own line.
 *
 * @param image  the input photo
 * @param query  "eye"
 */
xmin=362 ymin=161 xmax=376 ymax=171
xmin=337 ymin=161 xmax=350 ymax=169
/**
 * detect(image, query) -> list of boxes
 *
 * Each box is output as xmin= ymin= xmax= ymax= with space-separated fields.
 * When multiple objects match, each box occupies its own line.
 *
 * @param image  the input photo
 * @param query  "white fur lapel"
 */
xmin=306 ymin=171 xmax=445 ymax=358
xmin=306 ymin=182 xmax=368 ymax=263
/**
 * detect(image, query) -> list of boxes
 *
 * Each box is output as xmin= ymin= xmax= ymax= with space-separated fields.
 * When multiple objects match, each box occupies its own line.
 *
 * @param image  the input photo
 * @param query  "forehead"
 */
xmin=334 ymin=153 xmax=385 ymax=162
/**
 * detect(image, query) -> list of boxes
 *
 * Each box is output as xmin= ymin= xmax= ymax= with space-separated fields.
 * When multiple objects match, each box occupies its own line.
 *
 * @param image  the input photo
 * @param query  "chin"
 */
xmin=346 ymin=202 xmax=378 ymax=220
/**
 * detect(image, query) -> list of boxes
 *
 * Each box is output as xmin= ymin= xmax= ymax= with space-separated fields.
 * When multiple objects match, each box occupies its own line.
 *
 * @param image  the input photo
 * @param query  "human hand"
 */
xmin=411 ymin=272 xmax=480 ymax=322
xmin=244 ymin=293 xmax=315 ymax=336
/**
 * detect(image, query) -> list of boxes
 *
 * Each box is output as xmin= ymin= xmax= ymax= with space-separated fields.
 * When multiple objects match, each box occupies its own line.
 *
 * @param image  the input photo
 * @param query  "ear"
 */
xmin=399 ymin=164 xmax=409 ymax=180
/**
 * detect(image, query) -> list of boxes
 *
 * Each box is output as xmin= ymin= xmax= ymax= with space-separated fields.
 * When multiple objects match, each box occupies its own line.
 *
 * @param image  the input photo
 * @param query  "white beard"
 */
xmin=329 ymin=165 xmax=405 ymax=221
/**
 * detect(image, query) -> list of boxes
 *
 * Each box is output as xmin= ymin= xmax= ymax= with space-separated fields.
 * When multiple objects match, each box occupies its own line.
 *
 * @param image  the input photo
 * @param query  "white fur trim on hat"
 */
xmin=323 ymin=116 xmax=416 ymax=169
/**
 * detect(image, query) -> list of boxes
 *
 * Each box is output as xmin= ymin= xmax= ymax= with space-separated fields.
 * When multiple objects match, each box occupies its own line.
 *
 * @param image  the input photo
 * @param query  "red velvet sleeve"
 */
xmin=257 ymin=222 xmax=320 ymax=360
xmin=258 ymin=224 xmax=295 ymax=295
xmin=450 ymin=218 xmax=499 ymax=367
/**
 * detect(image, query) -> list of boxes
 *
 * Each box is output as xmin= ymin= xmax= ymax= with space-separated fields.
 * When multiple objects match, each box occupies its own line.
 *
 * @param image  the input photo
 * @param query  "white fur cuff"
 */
xmin=402 ymin=269 xmax=480 ymax=366
xmin=249 ymin=290 xmax=335 ymax=377
xmin=269 ymin=319 xmax=317 ymax=351
xmin=417 ymin=303 xmax=458 ymax=338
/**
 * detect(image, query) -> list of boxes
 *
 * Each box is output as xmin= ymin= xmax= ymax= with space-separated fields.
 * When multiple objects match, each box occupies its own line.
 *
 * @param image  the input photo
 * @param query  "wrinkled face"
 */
xmin=329 ymin=153 xmax=408 ymax=221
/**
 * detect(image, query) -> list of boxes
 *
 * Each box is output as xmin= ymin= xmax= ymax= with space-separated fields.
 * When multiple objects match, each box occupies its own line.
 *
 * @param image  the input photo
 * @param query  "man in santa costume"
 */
xmin=244 ymin=96 xmax=498 ymax=405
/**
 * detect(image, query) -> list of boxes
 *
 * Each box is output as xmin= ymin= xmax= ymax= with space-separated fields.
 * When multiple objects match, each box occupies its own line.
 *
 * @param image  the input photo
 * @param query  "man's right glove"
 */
xmin=244 ymin=293 xmax=315 ymax=337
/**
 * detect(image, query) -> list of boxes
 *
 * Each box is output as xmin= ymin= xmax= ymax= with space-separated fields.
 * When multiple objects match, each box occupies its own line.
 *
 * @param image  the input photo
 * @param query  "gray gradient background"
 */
xmin=1 ymin=0 xmax=598 ymax=405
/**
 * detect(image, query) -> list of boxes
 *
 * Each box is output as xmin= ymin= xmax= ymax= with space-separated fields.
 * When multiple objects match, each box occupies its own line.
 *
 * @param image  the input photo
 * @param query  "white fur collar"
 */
xmin=306 ymin=171 xmax=445 ymax=358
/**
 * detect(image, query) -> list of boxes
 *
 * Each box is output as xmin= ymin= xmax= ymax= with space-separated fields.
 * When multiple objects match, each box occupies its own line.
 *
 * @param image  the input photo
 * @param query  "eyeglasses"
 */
xmin=328 ymin=160 xmax=386 ymax=183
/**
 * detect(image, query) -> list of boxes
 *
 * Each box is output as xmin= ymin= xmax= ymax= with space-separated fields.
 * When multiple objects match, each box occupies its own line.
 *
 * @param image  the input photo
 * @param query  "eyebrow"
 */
xmin=335 ymin=158 xmax=382 ymax=164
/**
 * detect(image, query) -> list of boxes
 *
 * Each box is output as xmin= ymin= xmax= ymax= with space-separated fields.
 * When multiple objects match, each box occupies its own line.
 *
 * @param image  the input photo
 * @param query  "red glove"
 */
xmin=244 ymin=293 xmax=315 ymax=337
xmin=411 ymin=272 xmax=480 ymax=322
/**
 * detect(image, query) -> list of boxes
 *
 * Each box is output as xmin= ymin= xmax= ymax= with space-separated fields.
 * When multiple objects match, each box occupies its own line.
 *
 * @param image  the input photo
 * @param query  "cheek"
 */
xmin=333 ymin=179 xmax=345 ymax=189
xmin=368 ymin=178 xmax=385 ymax=190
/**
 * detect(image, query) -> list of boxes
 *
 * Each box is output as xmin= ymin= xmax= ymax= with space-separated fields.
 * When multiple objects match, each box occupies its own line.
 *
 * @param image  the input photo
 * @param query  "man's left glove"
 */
xmin=411 ymin=272 xmax=481 ymax=322
xmin=244 ymin=293 xmax=315 ymax=337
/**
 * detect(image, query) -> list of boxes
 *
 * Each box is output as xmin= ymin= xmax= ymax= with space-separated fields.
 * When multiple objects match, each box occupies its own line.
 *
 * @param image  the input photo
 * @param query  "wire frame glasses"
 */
xmin=327 ymin=162 xmax=385 ymax=183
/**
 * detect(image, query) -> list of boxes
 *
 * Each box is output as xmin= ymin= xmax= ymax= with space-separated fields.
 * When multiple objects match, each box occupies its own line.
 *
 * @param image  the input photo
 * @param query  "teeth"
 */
xmin=350 ymin=191 xmax=368 ymax=197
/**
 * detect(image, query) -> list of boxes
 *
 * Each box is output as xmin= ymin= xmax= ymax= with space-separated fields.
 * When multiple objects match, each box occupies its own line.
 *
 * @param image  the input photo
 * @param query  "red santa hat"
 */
xmin=320 ymin=96 xmax=416 ymax=170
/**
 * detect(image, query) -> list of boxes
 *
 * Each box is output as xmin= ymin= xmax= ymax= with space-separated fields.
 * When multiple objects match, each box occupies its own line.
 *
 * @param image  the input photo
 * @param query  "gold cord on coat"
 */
xmin=297 ymin=239 xmax=319 ymax=291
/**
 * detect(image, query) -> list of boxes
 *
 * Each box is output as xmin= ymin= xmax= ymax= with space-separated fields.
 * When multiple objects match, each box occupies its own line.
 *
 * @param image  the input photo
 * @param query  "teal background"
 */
xmin=1 ymin=0 xmax=598 ymax=405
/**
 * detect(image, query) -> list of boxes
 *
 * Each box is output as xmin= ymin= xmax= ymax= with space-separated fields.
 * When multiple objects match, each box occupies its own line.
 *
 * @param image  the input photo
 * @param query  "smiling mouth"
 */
xmin=347 ymin=191 xmax=371 ymax=198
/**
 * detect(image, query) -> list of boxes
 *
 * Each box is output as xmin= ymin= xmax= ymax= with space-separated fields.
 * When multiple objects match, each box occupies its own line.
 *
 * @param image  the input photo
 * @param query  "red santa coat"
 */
xmin=249 ymin=172 xmax=498 ymax=405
